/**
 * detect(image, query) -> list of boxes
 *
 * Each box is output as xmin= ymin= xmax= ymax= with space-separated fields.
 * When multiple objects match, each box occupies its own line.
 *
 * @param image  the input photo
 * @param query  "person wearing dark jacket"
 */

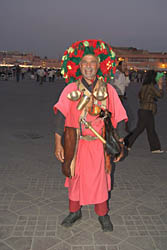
xmin=125 ymin=70 xmax=164 ymax=153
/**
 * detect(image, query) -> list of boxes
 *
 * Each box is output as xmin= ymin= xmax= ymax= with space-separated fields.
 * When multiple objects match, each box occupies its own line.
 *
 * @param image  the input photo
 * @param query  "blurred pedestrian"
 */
xmin=15 ymin=65 xmax=21 ymax=82
xmin=111 ymin=61 xmax=134 ymax=132
xmin=21 ymin=67 xmax=26 ymax=80
xmin=37 ymin=67 xmax=45 ymax=85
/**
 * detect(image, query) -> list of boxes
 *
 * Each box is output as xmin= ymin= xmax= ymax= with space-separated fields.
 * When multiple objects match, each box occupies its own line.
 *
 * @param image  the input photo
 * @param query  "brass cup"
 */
xmin=77 ymin=94 xmax=90 ymax=110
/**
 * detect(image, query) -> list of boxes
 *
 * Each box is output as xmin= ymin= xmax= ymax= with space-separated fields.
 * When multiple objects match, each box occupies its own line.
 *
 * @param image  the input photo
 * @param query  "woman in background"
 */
xmin=125 ymin=70 xmax=164 ymax=153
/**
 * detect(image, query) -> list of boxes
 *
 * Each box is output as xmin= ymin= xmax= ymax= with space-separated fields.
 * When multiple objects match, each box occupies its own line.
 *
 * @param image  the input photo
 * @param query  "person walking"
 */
xmin=112 ymin=61 xmax=130 ymax=101
xmin=111 ymin=61 xmax=135 ymax=132
xmin=38 ymin=67 xmax=45 ymax=85
xmin=125 ymin=70 xmax=164 ymax=153
xmin=53 ymin=39 xmax=127 ymax=232
xmin=15 ymin=65 xmax=21 ymax=82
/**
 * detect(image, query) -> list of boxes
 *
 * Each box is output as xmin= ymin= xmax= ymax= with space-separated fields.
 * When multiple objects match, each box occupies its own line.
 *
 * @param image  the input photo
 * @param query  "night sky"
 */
xmin=0 ymin=0 xmax=167 ymax=58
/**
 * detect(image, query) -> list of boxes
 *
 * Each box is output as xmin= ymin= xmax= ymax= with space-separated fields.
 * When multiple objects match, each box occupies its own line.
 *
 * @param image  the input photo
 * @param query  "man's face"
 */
xmin=118 ymin=61 xmax=127 ymax=72
xmin=80 ymin=54 xmax=99 ymax=81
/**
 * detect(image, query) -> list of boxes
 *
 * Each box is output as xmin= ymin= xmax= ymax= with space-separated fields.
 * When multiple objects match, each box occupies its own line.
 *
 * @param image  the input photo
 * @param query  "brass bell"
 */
xmin=93 ymin=87 xmax=108 ymax=101
xmin=67 ymin=90 xmax=81 ymax=101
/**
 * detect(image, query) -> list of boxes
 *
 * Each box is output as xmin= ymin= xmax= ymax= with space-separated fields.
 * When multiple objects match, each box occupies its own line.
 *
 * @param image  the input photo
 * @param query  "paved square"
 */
xmin=0 ymin=79 xmax=167 ymax=250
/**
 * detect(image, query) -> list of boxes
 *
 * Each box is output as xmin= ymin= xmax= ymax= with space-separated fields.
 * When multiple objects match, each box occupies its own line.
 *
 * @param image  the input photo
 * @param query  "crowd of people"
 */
xmin=1 ymin=64 xmax=166 ymax=88
xmin=0 ymin=65 xmax=62 ymax=82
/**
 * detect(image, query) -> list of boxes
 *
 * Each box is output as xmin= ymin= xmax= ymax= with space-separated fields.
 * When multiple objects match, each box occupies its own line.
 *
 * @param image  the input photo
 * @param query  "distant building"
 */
xmin=0 ymin=51 xmax=61 ymax=68
xmin=113 ymin=47 xmax=167 ymax=71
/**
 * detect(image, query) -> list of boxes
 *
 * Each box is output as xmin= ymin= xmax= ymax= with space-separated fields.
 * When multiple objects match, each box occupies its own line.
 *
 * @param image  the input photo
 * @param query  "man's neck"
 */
xmin=82 ymin=77 xmax=98 ymax=92
xmin=83 ymin=77 xmax=96 ymax=85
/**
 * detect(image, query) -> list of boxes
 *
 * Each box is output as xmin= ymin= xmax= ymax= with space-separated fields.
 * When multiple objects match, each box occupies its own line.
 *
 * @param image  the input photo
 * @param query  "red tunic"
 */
xmin=54 ymin=82 xmax=127 ymax=205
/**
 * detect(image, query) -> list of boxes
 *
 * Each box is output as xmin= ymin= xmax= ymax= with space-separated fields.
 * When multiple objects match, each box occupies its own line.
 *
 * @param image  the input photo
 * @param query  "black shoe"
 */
xmin=61 ymin=209 xmax=82 ymax=227
xmin=98 ymin=214 xmax=113 ymax=232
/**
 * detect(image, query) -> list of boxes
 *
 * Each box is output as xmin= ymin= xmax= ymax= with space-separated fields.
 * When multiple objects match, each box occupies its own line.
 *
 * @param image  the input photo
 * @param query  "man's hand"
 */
xmin=124 ymin=71 xmax=129 ymax=76
xmin=113 ymin=138 xmax=124 ymax=162
xmin=62 ymin=163 xmax=71 ymax=178
xmin=54 ymin=133 xmax=64 ymax=162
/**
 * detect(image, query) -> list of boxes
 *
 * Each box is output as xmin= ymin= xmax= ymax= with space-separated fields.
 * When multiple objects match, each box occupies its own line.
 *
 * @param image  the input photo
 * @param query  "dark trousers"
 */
xmin=16 ymin=73 xmax=20 ymax=82
xmin=40 ymin=76 xmax=44 ymax=85
xmin=127 ymin=109 xmax=161 ymax=151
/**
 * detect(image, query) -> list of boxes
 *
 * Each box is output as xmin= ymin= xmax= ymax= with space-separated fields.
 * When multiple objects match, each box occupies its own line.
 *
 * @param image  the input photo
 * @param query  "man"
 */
xmin=112 ymin=60 xmax=130 ymax=101
xmin=112 ymin=61 xmax=135 ymax=132
xmin=37 ymin=67 xmax=45 ymax=85
xmin=15 ymin=65 xmax=21 ymax=82
xmin=53 ymin=40 xmax=127 ymax=232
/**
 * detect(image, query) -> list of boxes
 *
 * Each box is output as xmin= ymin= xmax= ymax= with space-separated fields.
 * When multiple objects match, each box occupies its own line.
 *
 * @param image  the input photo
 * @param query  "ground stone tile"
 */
xmin=17 ymin=205 xmax=39 ymax=215
xmin=127 ymin=236 xmax=156 ymax=250
xmin=0 ymin=185 xmax=18 ymax=194
xmin=116 ymin=205 xmax=139 ymax=216
xmin=36 ymin=225 xmax=46 ymax=230
xmin=56 ymin=225 xmax=73 ymax=240
xmin=24 ymin=231 xmax=34 ymax=236
xmin=49 ymin=241 xmax=71 ymax=250
xmin=152 ymin=236 xmax=167 ymax=250
xmin=65 ymin=231 xmax=93 ymax=246
xmin=0 ymin=210 xmax=18 ymax=225
xmin=138 ymin=205 xmax=159 ymax=216
xmin=45 ymin=231 xmax=56 ymax=236
xmin=0 ymin=226 xmax=13 ymax=240
xmin=72 ymin=247 xmax=84 ymax=250
xmin=136 ymin=225 xmax=146 ymax=230
xmin=13 ymin=192 xmax=32 ymax=201
xmin=106 ymin=246 xmax=118 ymax=250
xmin=46 ymin=225 xmax=57 ymax=230
xmin=84 ymin=246 xmax=97 ymax=250
xmin=17 ymin=220 xmax=27 ymax=225
xmin=110 ymin=215 xmax=124 ymax=225
xmin=118 ymin=241 xmax=143 ymax=250
xmin=126 ymin=225 xmax=137 ymax=230
xmin=13 ymin=231 xmax=23 ymax=236
xmin=34 ymin=231 xmax=45 ymax=236
xmin=9 ymin=201 xmax=32 ymax=212
xmin=47 ymin=220 xmax=57 ymax=226
xmin=5 ymin=237 xmax=32 ymax=250
xmin=148 ymin=231 xmax=160 ymax=236
xmin=159 ymin=231 xmax=167 ymax=235
xmin=110 ymin=226 xmax=128 ymax=240
xmin=31 ymin=237 xmax=61 ymax=250
xmin=160 ymin=211 xmax=167 ymax=224
xmin=138 ymin=230 xmax=149 ymax=236
xmin=94 ymin=231 xmax=121 ymax=245
xmin=37 ymin=220 xmax=47 ymax=225
xmin=40 ymin=204 xmax=62 ymax=216
xmin=0 ymin=242 xmax=13 ymax=250
xmin=128 ymin=231 xmax=139 ymax=236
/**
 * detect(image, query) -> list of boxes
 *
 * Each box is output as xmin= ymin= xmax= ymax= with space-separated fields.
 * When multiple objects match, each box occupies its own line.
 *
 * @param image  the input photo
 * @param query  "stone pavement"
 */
xmin=0 ymin=79 xmax=167 ymax=250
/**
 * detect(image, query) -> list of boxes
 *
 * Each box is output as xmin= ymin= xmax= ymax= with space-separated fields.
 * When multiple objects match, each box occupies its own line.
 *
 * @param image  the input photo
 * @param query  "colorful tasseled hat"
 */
xmin=61 ymin=39 xmax=116 ymax=84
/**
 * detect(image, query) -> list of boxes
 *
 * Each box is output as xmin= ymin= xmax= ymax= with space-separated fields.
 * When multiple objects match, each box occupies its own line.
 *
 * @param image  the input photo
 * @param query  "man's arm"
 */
xmin=54 ymin=110 xmax=65 ymax=162
xmin=114 ymin=120 xmax=127 ymax=162
xmin=151 ymin=84 xmax=164 ymax=98
xmin=55 ymin=133 xmax=64 ymax=163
